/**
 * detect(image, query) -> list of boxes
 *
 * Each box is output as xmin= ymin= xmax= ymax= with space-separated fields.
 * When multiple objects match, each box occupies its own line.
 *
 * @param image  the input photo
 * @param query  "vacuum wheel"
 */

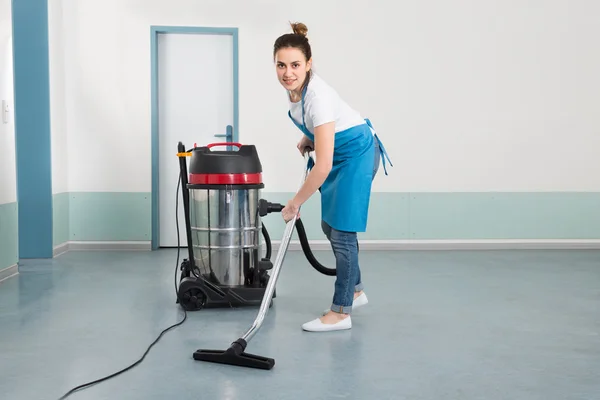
xmin=179 ymin=286 xmax=207 ymax=311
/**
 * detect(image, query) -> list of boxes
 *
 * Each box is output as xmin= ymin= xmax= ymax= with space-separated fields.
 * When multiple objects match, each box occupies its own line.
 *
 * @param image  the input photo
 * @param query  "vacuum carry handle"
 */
xmin=207 ymin=142 xmax=242 ymax=149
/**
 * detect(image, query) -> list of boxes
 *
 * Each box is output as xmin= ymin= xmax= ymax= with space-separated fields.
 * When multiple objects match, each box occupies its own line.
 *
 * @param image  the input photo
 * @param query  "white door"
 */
xmin=158 ymin=32 xmax=235 ymax=247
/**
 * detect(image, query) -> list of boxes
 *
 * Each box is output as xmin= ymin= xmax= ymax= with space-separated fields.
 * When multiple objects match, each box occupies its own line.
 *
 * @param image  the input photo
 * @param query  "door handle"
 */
xmin=214 ymin=125 xmax=234 ymax=150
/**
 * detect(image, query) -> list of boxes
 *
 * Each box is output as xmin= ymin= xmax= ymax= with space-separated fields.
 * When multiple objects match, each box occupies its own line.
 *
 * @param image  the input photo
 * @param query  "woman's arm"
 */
xmin=281 ymin=122 xmax=334 ymax=221
xmin=294 ymin=121 xmax=334 ymax=205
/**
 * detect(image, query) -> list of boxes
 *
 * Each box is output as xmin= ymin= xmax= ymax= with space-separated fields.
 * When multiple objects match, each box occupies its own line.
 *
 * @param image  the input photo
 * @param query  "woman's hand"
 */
xmin=281 ymin=199 xmax=300 ymax=222
xmin=297 ymin=136 xmax=314 ymax=155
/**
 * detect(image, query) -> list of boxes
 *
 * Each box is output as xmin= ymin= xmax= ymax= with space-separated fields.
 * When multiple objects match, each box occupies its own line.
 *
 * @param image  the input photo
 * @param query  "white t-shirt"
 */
xmin=289 ymin=73 xmax=366 ymax=134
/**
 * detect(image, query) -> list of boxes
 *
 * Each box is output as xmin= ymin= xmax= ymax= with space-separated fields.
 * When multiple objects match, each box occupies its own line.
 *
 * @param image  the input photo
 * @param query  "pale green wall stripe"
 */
xmin=407 ymin=192 xmax=600 ymax=240
xmin=53 ymin=193 xmax=70 ymax=246
xmin=0 ymin=202 xmax=19 ymax=269
xmin=68 ymin=192 xmax=151 ymax=241
xmin=261 ymin=192 xmax=600 ymax=241
xmin=49 ymin=192 xmax=600 ymax=243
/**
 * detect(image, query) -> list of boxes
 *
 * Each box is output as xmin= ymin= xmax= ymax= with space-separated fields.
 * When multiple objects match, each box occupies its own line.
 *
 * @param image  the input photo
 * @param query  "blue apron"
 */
xmin=287 ymin=90 xmax=392 ymax=232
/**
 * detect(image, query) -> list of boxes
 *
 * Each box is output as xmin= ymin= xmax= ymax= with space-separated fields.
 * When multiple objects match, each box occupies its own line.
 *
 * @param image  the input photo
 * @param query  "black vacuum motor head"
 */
xmin=187 ymin=142 xmax=264 ymax=189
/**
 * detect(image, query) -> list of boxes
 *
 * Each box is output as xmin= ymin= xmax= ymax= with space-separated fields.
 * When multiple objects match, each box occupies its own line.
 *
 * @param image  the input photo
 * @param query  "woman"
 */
xmin=275 ymin=22 xmax=391 ymax=332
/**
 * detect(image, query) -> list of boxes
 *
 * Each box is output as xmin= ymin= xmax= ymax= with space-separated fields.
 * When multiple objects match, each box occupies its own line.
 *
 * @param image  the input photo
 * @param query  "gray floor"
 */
xmin=0 ymin=248 xmax=599 ymax=400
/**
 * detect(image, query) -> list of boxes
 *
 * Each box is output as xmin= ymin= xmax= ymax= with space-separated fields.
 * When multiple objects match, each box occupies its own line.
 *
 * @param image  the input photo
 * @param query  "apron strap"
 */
xmin=301 ymin=85 xmax=308 ymax=128
xmin=365 ymin=118 xmax=393 ymax=176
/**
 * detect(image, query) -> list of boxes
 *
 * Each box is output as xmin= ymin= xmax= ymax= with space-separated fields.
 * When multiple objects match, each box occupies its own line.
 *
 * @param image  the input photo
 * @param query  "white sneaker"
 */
xmin=322 ymin=292 xmax=368 ymax=315
xmin=302 ymin=315 xmax=352 ymax=332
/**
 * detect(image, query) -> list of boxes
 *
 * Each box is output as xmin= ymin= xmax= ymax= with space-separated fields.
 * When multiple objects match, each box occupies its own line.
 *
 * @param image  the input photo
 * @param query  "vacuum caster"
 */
xmin=178 ymin=279 xmax=207 ymax=311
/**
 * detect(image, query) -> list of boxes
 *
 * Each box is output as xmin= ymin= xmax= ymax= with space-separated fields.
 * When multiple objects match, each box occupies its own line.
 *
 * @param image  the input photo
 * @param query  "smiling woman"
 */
xmin=271 ymin=22 xmax=392 ymax=333
xmin=273 ymin=22 xmax=312 ymax=100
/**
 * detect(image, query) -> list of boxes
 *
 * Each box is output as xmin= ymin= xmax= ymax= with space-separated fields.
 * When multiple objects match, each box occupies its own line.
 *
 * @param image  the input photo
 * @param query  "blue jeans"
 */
xmin=322 ymin=139 xmax=381 ymax=314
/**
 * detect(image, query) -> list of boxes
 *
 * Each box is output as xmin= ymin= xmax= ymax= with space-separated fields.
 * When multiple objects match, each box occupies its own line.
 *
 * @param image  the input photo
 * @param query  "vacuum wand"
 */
xmin=241 ymin=216 xmax=296 ymax=343
xmin=192 ymin=151 xmax=314 ymax=370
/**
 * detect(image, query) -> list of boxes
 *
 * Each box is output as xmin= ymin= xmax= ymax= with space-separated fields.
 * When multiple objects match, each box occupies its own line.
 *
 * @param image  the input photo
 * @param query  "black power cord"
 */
xmin=58 ymin=174 xmax=188 ymax=399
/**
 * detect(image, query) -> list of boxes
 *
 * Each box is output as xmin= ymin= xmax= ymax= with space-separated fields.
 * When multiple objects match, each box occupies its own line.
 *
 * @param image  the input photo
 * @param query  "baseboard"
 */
xmin=53 ymin=241 xmax=151 ymax=255
xmin=272 ymin=239 xmax=600 ymax=251
xmin=49 ymin=239 xmax=600 ymax=256
xmin=53 ymin=242 xmax=69 ymax=257
xmin=0 ymin=264 xmax=18 ymax=283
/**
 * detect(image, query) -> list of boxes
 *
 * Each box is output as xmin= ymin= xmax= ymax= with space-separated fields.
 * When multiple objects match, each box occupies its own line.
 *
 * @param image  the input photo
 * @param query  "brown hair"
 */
xmin=273 ymin=22 xmax=313 ymax=93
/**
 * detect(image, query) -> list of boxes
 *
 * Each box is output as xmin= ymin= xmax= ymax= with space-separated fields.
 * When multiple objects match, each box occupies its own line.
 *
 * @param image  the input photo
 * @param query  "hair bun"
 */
xmin=290 ymin=22 xmax=308 ymax=37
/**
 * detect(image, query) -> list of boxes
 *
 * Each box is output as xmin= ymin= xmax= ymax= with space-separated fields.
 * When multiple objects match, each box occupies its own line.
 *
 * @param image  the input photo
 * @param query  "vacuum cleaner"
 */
xmin=175 ymin=141 xmax=335 ymax=370
xmin=55 ymin=142 xmax=333 ymax=398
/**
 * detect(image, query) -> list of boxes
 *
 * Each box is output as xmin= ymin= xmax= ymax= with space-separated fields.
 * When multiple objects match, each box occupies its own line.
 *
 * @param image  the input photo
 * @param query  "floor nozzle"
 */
xmin=193 ymin=338 xmax=275 ymax=370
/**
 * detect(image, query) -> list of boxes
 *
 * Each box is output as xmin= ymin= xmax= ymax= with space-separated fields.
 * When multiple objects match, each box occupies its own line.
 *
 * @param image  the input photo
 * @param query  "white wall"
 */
xmin=56 ymin=0 xmax=600 ymax=194
xmin=0 ymin=0 xmax=16 ymax=205
xmin=49 ymin=0 xmax=69 ymax=195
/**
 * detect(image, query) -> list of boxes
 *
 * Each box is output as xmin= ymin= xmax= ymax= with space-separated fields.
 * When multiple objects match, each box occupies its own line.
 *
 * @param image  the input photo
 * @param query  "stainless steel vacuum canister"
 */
xmin=187 ymin=143 xmax=265 ymax=287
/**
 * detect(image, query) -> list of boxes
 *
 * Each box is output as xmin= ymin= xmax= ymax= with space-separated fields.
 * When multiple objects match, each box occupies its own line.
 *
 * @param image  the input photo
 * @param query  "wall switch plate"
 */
xmin=2 ymin=100 xmax=8 ymax=124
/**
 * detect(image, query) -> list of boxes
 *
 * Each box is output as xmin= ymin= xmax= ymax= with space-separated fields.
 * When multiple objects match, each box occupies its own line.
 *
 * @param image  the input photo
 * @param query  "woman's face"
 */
xmin=275 ymin=47 xmax=311 ymax=93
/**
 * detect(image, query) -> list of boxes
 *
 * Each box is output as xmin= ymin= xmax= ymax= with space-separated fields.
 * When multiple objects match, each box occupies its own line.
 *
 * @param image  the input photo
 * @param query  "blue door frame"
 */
xmin=12 ymin=0 xmax=53 ymax=258
xmin=150 ymin=26 xmax=239 ymax=250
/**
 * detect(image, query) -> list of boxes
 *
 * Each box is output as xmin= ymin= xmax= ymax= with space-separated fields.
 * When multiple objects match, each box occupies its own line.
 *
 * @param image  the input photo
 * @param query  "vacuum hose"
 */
xmin=261 ymin=223 xmax=272 ymax=260
xmin=294 ymin=218 xmax=336 ymax=276
xmin=258 ymin=199 xmax=336 ymax=276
